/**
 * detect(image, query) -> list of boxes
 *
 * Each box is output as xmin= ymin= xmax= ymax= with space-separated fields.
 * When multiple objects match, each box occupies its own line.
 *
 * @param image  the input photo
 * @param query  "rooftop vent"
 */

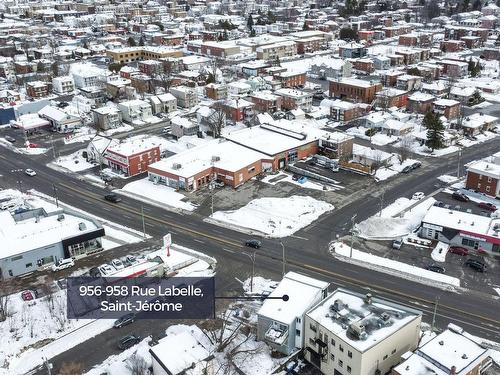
xmin=364 ymin=293 xmax=372 ymax=305
xmin=79 ymin=222 xmax=87 ymax=231
xmin=462 ymin=354 xmax=468 ymax=359
xmin=57 ymin=214 xmax=65 ymax=221
xmin=349 ymin=321 xmax=367 ymax=340
xmin=381 ymin=312 xmax=391 ymax=321
xmin=172 ymin=163 xmax=182 ymax=170
xmin=332 ymin=299 xmax=344 ymax=311
xmin=439 ymin=340 xmax=444 ymax=345
xmin=212 ymin=156 xmax=220 ymax=162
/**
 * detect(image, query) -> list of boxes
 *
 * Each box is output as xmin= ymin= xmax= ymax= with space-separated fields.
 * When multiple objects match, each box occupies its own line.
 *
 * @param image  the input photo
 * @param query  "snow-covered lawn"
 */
xmin=64 ymin=127 xmax=96 ymax=144
xmin=52 ymin=149 xmax=95 ymax=172
xmin=209 ymin=196 xmax=334 ymax=237
xmin=331 ymin=242 xmax=460 ymax=288
xmin=2 ymin=287 xmax=113 ymax=374
xmin=356 ymin=197 xmax=435 ymax=240
xmin=0 ymin=138 xmax=48 ymax=155
xmin=118 ymin=178 xmax=197 ymax=212
xmin=374 ymin=157 xmax=419 ymax=182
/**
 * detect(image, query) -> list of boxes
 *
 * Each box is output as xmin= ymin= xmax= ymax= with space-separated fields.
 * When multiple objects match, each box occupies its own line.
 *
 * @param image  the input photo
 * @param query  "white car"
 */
xmin=98 ymin=264 xmax=115 ymax=276
xmin=51 ymin=258 xmax=75 ymax=272
xmin=111 ymin=259 xmax=124 ymax=270
xmin=25 ymin=169 xmax=36 ymax=177
xmin=412 ymin=192 xmax=425 ymax=200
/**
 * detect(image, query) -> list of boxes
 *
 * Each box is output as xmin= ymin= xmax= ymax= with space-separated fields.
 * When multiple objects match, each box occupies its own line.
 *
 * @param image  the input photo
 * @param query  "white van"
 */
xmin=0 ymin=200 xmax=17 ymax=211
xmin=51 ymin=258 xmax=75 ymax=272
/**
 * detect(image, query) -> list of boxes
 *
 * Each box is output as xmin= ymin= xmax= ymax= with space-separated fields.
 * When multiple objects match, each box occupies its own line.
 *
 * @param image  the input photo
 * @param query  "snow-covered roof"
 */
xmin=106 ymin=135 xmax=162 ymax=157
xmin=149 ymin=139 xmax=267 ymax=178
xmin=433 ymin=98 xmax=460 ymax=107
xmin=461 ymin=112 xmax=497 ymax=129
xmin=0 ymin=210 xmax=100 ymax=259
xmin=307 ymin=288 xmax=421 ymax=353
xmin=337 ymin=78 xmax=379 ymax=88
xmin=353 ymin=144 xmax=392 ymax=161
xmin=258 ymin=272 xmax=328 ymax=325
xmin=408 ymin=91 xmax=435 ymax=102
xmin=466 ymin=159 xmax=500 ymax=179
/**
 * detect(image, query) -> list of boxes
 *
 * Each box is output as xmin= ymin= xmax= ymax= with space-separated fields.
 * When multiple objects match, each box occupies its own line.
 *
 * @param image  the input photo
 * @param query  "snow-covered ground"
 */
xmin=431 ymin=242 xmax=449 ymax=263
xmin=438 ymin=174 xmax=459 ymax=184
xmin=51 ymin=149 xmax=95 ymax=172
xmin=331 ymin=242 xmax=460 ymax=288
xmin=0 ymin=138 xmax=48 ymax=155
xmin=346 ymin=126 xmax=398 ymax=146
xmin=118 ymin=178 xmax=197 ymax=212
xmin=374 ymin=157 xmax=419 ymax=182
xmin=208 ymin=196 xmax=334 ymax=237
xmin=356 ymin=197 xmax=436 ymax=240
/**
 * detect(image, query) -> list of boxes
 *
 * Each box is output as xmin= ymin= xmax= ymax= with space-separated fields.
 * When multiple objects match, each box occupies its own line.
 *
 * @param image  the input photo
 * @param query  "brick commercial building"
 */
xmin=105 ymin=137 xmax=162 ymax=177
xmin=106 ymin=47 xmax=183 ymax=64
xmin=329 ymin=78 xmax=382 ymax=104
xmin=275 ymin=88 xmax=313 ymax=112
xmin=320 ymin=99 xmax=369 ymax=124
xmin=200 ymin=41 xmax=241 ymax=58
xmin=465 ymin=154 xmax=500 ymax=198
xmin=250 ymin=91 xmax=282 ymax=113
xmin=273 ymin=71 xmax=306 ymax=88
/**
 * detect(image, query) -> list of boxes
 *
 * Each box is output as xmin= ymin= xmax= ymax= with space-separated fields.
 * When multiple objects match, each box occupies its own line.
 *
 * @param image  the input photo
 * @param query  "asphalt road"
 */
xmin=1 ymin=137 xmax=499 ymax=372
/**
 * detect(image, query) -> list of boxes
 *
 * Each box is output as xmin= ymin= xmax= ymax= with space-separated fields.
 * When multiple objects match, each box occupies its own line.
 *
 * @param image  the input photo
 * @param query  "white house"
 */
xmin=52 ymin=76 xmax=75 ymax=95
xmin=117 ymin=99 xmax=153 ymax=124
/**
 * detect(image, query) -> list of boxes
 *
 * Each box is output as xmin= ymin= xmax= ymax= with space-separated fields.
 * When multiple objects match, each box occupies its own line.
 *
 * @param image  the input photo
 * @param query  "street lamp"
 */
xmin=280 ymin=241 xmax=286 ymax=277
xmin=350 ymin=214 xmax=357 ymax=258
xmin=456 ymin=148 xmax=462 ymax=179
xmin=242 ymin=251 xmax=257 ymax=293
xmin=52 ymin=184 xmax=59 ymax=208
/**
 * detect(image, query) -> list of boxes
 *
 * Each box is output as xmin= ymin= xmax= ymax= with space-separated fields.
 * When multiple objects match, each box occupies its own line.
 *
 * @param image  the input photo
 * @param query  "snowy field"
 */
xmin=331 ymin=242 xmax=460 ymax=288
xmin=118 ymin=178 xmax=197 ymax=212
xmin=51 ymin=149 xmax=95 ymax=172
xmin=208 ymin=195 xmax=334 ymax=237
xmin=356 ymin=197 xmax=436 ymax=240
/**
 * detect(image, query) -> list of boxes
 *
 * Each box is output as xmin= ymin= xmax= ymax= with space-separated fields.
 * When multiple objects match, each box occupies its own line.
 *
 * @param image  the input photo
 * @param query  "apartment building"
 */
xmin=26 ymin=81 xmax=52 ymax=98
xmin=105 ymin=137 xmax=161 ymax=177
xmin=149 ymin=93 xmax=177 ymax=114
xmin=440 ymin=60 xmax=468 ymax=77
xmin=329 ymin=78 xmax=382 ymax=104
xmin=465 ymin=152 xmax=500 ymax=198
xmin=304 ymin=289 xmax=422 ymax=375
xmin=275 ymin=88 xmax=313 ymax=112
xmin=92 ymin=106 xmax=122 ymax=131
xmin=106 ymin=46 xmax=183 ymax=64
xmin=117 ymin=99 xmax=153 ymax=124
xmin=320 ymin=99 xmax=368 ymax=124
xmin=338 ymin=43 xmax=367 ymax=59
xmin=52 ymin=75 xmax=75 ymax=95
xmin=256 ymin=41 xmax=297 ymax=60
xmin=432 ymin=99 xmax=461 ymax=120
xmin=273 ymin=71 xmax=306 ymax=88
xmin=200 ymin=41 xmax=241 ymax=58
xmin=170 ymin=86 xmax=198 ymax=108
xmin=250 ymin=91 xmax=282 ymax=113
xmin=205 ymin=83 xmax=227 ymax=100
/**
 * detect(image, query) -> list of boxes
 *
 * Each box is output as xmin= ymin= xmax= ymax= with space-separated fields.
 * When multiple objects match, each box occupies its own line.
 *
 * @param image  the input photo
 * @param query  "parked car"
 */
xmin=4 ymin=135 xmax=15 ymax=143
xmin=104 ymin=193 xmax=121 ymax=203
xmin=465 ymin=259 xmax=486 ymax=272
xmin=433 ymin=201 xmax=445 ymax=207
xmin=114 ymin=313 xmax=136 ymax=328
xmin=245 ymin=239 xmax=262 ymax=249
xmin=449 ymin=246 xmax=469 ymax=256
xmin=124 ymin=255 xmax=138 ymax=266
xmin=402 ymin=165 xmax=412 ymax=174
xmin=411 ymin=161 xmax=422 ymax=170
xmin=392 ymin=239 xmax=403 ymax=250
xmin=427 ymin=264 xmax=445 ymax=273
xmin=118 ymin=334 xmax=141 ymax=350
xmin=412 ymin=192 xmax=425 ymax=200
xmin=88 ymin=267 xmax=101 ymax=277
xmin=98 ymin=264 xmax=115 ymax=275
xmin=478 ymin=202 xmax=497 ymax=212
xmin=297 ymin=176 xmax=308 ymax=184
xmin=452 ymin=192 xmax=469 ymax=202
xmin=21 ymin=290 xmax=36 ymax=301
xmin=25 ymin=168 xmax=36 ymax=176
xmin=28 ymin=143 xmax=39 ymax=148
xmin=111 ymin=259 xmax=124 ymax=270
xmin=51 ymin=258 xmax=75 ymax=272
xmin=292 ymin=174 xmax=300 ymax=181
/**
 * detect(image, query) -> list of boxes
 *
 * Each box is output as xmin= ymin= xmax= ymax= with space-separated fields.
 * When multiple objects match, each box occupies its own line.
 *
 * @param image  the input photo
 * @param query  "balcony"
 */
xmin=264 ymin=325 xmax=289 ymax=346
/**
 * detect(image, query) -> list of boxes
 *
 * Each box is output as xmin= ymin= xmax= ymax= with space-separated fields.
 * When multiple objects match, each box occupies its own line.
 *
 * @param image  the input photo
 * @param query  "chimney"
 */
xmin=450 ymin=366 xmax=456 ymax=375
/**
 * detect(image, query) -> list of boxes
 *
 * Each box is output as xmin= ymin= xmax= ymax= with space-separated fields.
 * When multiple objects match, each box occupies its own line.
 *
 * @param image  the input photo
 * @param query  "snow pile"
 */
xmin=431 ymin=242 xmax=449 ymax=262
xmin=438 ymin=174 xmax=459 ymax=184
xmin=84 ymin=337 xmax=152 ymax=375
xmin=64 ymin=126 xmax=96 ymax=144
xmin=356 ymin=197 xmax=435 ymax=239
xmin=242 ymin=277 xmax=278 ymax=296
xmin=52 ymin=149 xmax=95 ymax=172
xmin=118 ymin=178 xmax=197 ymax=212
xmin=374 ymin=157 xmax=419 ymax=182
xmin=209 ymin=196 xmax=334 ymax=238
xmin=331 ymin=242 xmax=460 ymax=288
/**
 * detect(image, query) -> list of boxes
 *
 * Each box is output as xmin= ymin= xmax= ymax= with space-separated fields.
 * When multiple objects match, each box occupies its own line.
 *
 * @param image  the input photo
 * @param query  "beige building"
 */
xmin=256 ymin=41 xmax=297 ymax=60
xmin=106 ymin=47 xmax=183 ymax=64
xmin=304 ymin=289 xmax=422 ymax=375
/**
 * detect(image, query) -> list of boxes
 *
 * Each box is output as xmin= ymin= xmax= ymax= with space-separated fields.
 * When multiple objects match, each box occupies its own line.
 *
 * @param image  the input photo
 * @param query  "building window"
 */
xmin=26 ymin=263 xmax=32 ymax=268
xmin=309 ymin=323 xmax=317 ymax=332
xmin=339 ymin=345 xmax=344 ymax=352
xmin=392 ymin=348 xmax=397 ymax=354
xmin=309 ymin=338 xmax=315 ymax=345
xmin=347 ymin=366 xmax=352 ymax=373
xmin=477 ymin=183 xmax=481 ymax=189
xmin=486 ymin=186 xmax=490 ymax=192
xmin=383 ymin=354 xmax=388 ymax=360
xmin=330 ymin=353 xmax=335 ymax=361
xmin=11 ymin=255 xmax=23 ymax=261
xmin=487 ymin=177 xmax=492 ymax=183
xmin=339 ymin=360 xmax=343 ymax=368
xmin=331 ymin=338 xmax=335 ymax=346
xmin=348 ymin=350 xmax=352 ymax=358
xmin=296 ymin=329 xmax=300 ymax=336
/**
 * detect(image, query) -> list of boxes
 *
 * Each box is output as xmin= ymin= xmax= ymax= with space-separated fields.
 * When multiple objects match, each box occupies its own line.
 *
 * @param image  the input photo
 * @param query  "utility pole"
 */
xmin=378 ymin=188 xmax=385 ymax=217
xmin=51 ymin=135 xmax=56 ymax=159
xmin=141 ymin=205 xmax=146 ymax=238
xmin=350 ymin=214 xmax=357 ymax=258
xmin=431 ymin=296 xmax=439 ymax=332
xmin=280 ymin=241 xmax=286 ymax=277
xmin=52 ymin=184 xmax=59 ymax=208
xmin=243 ymin=251 xmax=256 ymax=293
xmin=43 ymin=357 xmax=52 ymax=375
xmin=457 ymin=148 xmax=462 ymax=179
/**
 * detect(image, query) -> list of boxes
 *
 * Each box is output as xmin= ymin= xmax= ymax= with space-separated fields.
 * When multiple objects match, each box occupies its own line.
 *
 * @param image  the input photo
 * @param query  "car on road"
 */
xmin=426 ymin=264 xmax=445 ymax=273
xmin=449 ymin=246 xmax=469 ymax=256
xmin=478 ymin=202 xmax=497 ymax=212
xmin=104 ymin=193 xmax=121 ymax=203
xmin=114 ymin=313 xmax=136 ymax=328
xmin=392 ymin=239 xmax=403 ymax=250
xmin=118 ymin=334 xmax=141 ymax=350
xmin=297 ymin=176 xmax=308 ymax=184
xmin=412 ymin=192 xmax=425 ymax=200
xmin=51 ymin=258 xmax=75 ymax=272
xmin=402 ymin=165 xmax=412 ymax=173
xmin=292 ymin=174 xmax=300 ymax=181
xmin=411 ymin=161 xmax=422 ymax=170
xmin=28 ymin=143 xmax=40 ymax=148
xmin=245 ymin=239 xmax=262 ymax=249
xmin=433 ymin=201 xmax=445 ymax=207
xmin=25 ymin=168 xmax=36 ymax=176
xmin=452 ymin=192 xmax=469 ymax=202
xmin=465 ymin=259 xmax=486 ymax=272
xmin=98 ymin=264 xmax=115 ymax=276
xmin=4 ymin=135 xmax=15 ymax=143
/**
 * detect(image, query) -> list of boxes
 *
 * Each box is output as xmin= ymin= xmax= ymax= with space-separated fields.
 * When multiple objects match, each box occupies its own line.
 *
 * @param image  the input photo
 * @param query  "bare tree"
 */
xmin=0 ymin=279 xmax=18 ymax=322
xmin=58 ymin=362 xmax=84 ymax=375
xmin=125 ymin=352 xmax=148 ymax=375
xmin=208 ymin=101 xmax=227 ymax=138
xmin=398 ymin=135 xmax=413 ymax=163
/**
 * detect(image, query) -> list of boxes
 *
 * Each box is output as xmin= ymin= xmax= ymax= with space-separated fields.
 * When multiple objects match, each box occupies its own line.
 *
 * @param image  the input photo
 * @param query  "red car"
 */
xmin=21 ymin=290 xmax=35 ymax=301
xmin=478 ymin=202 xmax=497 ymax=212
xmin=449 ymin=246 xmax=469 ymax=256
xmin=28 ymin=143 xmax=39 ymax=148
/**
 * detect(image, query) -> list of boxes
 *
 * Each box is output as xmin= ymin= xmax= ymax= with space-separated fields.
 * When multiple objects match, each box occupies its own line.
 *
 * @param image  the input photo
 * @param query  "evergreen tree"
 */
xmin=138 ymin=36 xmax=145 ymax=46
xmin=247 ymin=15 xmax=254 ymax=30
xmin=127 ymin=37 xmax=136 ymax=47
xmin=303 ymin=22 xmax=309 ymax=30
xmin=339 ymin=27 xmax=358 ymax=41
xmin=250 ymin=28 xmax=256 ymax=37
xmin=424 ymin=112 xmax=445 ymax=151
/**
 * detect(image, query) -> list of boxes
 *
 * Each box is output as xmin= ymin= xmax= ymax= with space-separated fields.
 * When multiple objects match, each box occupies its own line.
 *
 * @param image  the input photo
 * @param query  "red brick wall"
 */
xmin=123 ymin=146 xmax=161 ymax=176
xmin=465 ymin=171 xmax=498 ymax=197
